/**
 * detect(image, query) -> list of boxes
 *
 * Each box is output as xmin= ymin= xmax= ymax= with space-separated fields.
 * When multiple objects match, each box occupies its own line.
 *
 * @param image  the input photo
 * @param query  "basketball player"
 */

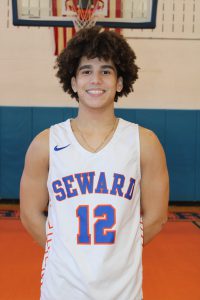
xmin=20 ymin=27 xmax=169 ymax=300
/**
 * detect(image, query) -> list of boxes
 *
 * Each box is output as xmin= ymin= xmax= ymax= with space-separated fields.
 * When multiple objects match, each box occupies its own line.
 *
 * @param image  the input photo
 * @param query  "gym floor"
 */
xmin=0 ymin=203 xmax=200 ymax=300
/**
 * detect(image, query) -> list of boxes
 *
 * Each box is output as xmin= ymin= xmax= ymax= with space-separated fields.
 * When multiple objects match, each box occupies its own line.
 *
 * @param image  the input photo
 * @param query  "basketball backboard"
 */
xmin=12 ymin=0 xmax=158 ymax=29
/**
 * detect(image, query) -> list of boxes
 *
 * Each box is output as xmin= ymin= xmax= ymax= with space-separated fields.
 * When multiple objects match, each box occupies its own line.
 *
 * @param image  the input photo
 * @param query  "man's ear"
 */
xmin=117 ymin=77 xmax=123 ymax=92
xmin=71 ymin=77 xmax=77 ymax=93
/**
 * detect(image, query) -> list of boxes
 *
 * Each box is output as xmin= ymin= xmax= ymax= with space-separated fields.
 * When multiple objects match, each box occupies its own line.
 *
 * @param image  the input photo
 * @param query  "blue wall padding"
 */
xmin=0 ymin=106 xmax=199 ymax=202
xmin=0 ymin=107 xmax=32 ymax=198
xmin=165 ymin=111 xmax=197 ymax=201
xmin=196 ymin=115 xmax=200 ymax=199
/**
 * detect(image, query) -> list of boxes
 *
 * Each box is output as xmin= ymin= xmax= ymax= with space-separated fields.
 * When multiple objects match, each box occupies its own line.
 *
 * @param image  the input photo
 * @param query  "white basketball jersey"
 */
xmin=41 ymin=118 xmax=143 ymax=300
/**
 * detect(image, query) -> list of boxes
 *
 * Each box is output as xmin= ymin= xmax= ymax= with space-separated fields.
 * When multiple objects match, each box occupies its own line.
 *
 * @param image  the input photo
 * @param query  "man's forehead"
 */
xmin=78 ymin=56 xmax=115 ymax=68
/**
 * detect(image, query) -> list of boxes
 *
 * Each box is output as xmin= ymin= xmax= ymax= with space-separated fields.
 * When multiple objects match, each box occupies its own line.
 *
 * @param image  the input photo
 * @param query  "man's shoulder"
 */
xmin=139 ymin=126 xmax=164 ymax=165
xmin=119 ymin=118 xmax=138 ymax=129
xmin=51 ymin=119 xmax=69 ymax=129
xmin=33 ymin=128 xmax=49 ymax=147
xmin=139 ymin=126 xmax=158 ymax=144
xmin=30 ymin=119 xmax=69 ymax=151
xmin=26 ymin=129 xmax=49 ymax=165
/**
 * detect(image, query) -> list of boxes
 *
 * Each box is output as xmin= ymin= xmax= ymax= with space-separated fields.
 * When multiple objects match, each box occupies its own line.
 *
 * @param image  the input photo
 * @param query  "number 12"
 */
xmin=76 ymin=205 xmax=116 ymax=245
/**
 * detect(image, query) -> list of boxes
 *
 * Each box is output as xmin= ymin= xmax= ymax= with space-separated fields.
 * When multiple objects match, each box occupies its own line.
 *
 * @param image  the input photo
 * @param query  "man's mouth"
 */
xmin=86 ymin=89 xmax=105 ymax=95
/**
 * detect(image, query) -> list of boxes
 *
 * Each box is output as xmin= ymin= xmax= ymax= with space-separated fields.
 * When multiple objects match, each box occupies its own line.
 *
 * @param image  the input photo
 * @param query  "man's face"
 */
xmin=71 ymin=56 xmax=123 ymax=110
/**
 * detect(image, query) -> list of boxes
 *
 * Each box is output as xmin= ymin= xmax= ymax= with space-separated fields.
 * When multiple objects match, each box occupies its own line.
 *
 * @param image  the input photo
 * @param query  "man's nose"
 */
xmin=90 ymin=72 xmax=102 ymax=84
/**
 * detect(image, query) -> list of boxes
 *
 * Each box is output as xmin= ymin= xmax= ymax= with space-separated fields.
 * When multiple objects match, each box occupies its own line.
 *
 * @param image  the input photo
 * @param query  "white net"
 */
xmin=65 ymin=0 xmax=105 ymax=31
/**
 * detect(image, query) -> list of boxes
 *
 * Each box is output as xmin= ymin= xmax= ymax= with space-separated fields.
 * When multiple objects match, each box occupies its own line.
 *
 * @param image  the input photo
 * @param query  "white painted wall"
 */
xmin=0 ymin=1 xmax=200 ymax=109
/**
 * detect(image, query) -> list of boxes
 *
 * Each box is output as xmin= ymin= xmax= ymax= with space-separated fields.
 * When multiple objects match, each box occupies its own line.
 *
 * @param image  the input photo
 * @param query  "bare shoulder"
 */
xmin=29 ymin=128 xmax=49 ymax=148
xmin=25 ymin=129 xmax=49 ymax=169
xmin=139 ymin=126 xmax=166 ymax=168
xmin=139 ymin=125 xmax=161 ymax=150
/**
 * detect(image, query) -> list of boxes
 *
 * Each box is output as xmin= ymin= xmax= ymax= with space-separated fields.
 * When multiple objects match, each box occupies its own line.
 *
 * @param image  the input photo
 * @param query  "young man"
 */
xmin=20 ymin=27 xmax=169 ymax=300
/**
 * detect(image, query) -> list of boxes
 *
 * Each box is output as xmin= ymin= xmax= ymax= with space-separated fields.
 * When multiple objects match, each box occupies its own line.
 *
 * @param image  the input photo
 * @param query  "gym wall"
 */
xmin=0 ymin=1 xmax=200 ymax=201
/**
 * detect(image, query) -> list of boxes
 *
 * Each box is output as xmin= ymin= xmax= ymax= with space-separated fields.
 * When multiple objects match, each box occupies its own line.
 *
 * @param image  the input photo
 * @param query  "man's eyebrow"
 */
xmin=78 ymin=65 xmax=92 ymax=71
xmin=78 ymin=64 xmax=115 ymax=71
xmin=101 ymin=65 xmax=115 ymax=70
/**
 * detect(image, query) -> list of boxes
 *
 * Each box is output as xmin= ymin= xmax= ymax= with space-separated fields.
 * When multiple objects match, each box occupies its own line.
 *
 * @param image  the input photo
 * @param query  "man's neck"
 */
xmin=75 ymin=105 xmax=116 ymax=132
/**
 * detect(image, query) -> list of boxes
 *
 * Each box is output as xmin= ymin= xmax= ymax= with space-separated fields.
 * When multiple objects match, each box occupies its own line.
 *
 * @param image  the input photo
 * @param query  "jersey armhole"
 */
xmin=136 ymin=124 xmax=141 ymax=182
xmin=47 ymin=125 xmax=53 ymax=186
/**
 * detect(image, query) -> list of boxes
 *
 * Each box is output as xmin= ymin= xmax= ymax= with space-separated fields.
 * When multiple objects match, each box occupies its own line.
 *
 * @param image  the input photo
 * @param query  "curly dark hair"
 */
xmin=55 ymin=26 xmax=139 ymax=102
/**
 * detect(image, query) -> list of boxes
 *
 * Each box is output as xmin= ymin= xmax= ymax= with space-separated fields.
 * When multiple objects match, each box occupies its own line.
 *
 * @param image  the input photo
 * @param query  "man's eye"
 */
xmin=81 ymin=70 xmax=91 ymax=75
xmin=103 ymin=70 xmax=111 ymax=75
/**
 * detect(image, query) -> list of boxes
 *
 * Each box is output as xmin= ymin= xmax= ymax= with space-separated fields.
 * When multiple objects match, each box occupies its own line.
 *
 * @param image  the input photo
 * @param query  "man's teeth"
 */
xmin=87 ymin=90 xmax=104 ymax=95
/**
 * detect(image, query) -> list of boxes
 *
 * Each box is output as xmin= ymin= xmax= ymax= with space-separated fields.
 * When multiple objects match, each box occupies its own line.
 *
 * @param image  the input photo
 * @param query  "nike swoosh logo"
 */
xmin=54 ymin=144 xmax=71 ymax=151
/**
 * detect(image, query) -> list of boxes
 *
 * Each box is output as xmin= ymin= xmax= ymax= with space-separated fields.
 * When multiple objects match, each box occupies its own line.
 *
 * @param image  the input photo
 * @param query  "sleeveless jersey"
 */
xmin=41 ymin=118 xmax=143 ymax=300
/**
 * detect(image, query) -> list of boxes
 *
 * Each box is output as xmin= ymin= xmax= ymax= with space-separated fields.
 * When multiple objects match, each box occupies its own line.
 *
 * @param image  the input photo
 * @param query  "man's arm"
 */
xmin=140 ymin=127 xmax=169 ymax=246
xmin=20 ymin=129 xmax=49 ymax=248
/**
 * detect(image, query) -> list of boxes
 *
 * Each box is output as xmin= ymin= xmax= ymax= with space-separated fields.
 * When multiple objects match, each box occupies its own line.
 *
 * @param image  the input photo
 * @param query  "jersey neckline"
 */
xmin=66 ymin=118 xmax=122 ymax=156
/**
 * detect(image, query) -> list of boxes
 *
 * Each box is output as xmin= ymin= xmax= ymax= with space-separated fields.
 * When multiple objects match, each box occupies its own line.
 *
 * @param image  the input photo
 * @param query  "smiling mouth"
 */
xmin=86 ymin=89 xmax=105 ymax=95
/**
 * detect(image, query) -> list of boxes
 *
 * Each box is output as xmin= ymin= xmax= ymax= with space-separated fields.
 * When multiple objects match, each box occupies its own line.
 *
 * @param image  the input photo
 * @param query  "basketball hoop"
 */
xmin=65 ymin=0 xmax=105 ymax=31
